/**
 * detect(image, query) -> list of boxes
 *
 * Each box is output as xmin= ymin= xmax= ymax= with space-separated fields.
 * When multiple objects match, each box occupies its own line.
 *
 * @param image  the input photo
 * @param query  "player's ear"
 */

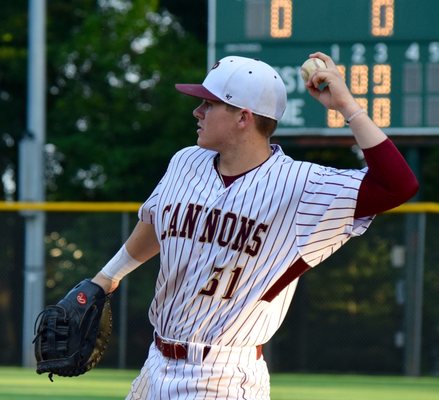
xmin=237 ymin=109 xmax=253 ymax=128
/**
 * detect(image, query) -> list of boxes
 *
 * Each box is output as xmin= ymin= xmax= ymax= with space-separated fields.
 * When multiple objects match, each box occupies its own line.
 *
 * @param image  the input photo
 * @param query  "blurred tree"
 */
xmin=0 ymin=0 xmax=28 ymax=200
xmin=46 ymin=0 xmax=206 ymax=201
xmin=0 ymin=0 xmax=28 ymax=364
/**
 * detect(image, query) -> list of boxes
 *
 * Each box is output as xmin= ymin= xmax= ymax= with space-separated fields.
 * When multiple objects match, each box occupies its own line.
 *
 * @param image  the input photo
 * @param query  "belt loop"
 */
xmin=256 ymin=344 xmax=263 ymax=360
xmin=170 ymin=341 xmax=176 ymax=359
xmin=202 ymin=346 xmax=211 ymax=360
xmin=187 ymin=341 xmax=208 ymax=365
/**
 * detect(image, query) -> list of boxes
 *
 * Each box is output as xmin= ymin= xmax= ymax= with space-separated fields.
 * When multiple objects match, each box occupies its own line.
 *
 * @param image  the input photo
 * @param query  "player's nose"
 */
xmin=193 ymin=102 xmax=205 ymax=119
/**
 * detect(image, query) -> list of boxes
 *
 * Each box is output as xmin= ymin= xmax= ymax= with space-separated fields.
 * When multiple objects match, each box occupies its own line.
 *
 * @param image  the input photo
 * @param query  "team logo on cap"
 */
xmin=211 ymin=61 xmax=220 ymax=70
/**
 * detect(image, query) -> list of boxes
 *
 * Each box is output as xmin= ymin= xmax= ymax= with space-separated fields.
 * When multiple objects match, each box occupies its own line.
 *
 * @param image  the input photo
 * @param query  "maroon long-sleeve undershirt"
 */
xmin=355 ymin=138 xmax=419 ymax=218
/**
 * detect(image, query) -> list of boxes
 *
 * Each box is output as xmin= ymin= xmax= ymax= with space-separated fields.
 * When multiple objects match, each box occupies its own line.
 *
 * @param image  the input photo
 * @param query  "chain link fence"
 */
xmin=0 ymin=202 xmax=437 ymax=375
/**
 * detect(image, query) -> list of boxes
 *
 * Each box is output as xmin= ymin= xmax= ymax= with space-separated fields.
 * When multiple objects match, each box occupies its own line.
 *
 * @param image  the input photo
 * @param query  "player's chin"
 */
xmin=196 ymin=134 xmax=207 ymax=148
xmin=197 ymin=137 xmax=216 ymax=151
xmin=197 ymin=138 xmax=209 ymax=149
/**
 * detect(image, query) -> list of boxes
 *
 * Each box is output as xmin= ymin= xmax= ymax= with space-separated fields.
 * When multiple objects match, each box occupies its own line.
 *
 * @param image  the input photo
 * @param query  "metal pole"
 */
xmin=413 ymin=213 xmax=426 ymax=369
xmin=404 ymin=212 xmax=426 ymax=376
xmin=118 ymin=213 xmax=130 ymax=368
xmin=20 ymin=0 xmax=47 ymax=367
xmin=207 ymin=0 xmax=216 ymax=69
xmin=403 ymin=148 xmax=425 ymax=376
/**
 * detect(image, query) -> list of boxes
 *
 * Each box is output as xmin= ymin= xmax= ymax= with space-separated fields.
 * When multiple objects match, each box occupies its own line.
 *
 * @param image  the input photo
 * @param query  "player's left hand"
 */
xmin=92 ymin=272 xmax=120 ymax=294
xmin=305 ymin=52 xmax=360 ymax=117
xmin=33 ymin=279 xmax=113 ymax=381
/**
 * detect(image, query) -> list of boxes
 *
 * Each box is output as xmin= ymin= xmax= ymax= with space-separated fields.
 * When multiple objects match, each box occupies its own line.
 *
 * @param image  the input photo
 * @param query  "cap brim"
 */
xmin=175 ymin=84 xmax=222 ymax=102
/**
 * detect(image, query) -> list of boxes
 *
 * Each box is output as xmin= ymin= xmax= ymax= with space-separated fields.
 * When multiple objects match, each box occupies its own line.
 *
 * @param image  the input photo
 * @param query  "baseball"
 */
xmin=300 ymin=58 xmax=327 ymax=82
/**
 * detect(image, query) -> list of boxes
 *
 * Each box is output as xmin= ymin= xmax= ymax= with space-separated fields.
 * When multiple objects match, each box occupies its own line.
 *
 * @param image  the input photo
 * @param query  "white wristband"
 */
xmin=101 ymin=244 xmax=142 ymax=282
xmin=345 ymin=109 xmax=367 ymax=125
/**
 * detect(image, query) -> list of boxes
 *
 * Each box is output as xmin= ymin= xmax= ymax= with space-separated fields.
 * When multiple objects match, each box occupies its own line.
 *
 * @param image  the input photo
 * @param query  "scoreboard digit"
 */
xmin=209 ymin=0 xmax=439 ymax=136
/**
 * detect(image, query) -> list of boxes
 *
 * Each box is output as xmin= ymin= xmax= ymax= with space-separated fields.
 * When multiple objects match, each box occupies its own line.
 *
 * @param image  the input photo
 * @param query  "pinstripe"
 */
xmin=139 ymin=145 xmax=370 ymax=345
xmin=238 ymin=366 xmax=249 ymax=400
xmin=188 ymin=187 xmax=240 ymax=342
xmin=162 ymin=161 xmax=212 ymax=336
xmin=153 ymin=148 xmax=217 ymax=336
xmin=132 ymin=144 xmax=373 ymax=398
xmin=201 ymin=163 xmax=278 ymax=344
xmin=223 ymin=161 xmax=307 ymax=346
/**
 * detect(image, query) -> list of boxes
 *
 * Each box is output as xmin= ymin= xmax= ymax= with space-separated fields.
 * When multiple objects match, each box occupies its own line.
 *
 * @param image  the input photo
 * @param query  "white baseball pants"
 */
xmin=125 ymin=342 xmax=270 ymax=399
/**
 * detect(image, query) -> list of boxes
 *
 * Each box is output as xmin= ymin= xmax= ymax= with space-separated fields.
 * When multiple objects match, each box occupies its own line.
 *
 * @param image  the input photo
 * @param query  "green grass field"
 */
xmin=0 ymin=367 xmax=438 ymax=400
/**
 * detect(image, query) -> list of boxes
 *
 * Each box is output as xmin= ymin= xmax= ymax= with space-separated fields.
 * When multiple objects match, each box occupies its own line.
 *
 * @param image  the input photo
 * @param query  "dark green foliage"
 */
xmin=45 ymin=0 xmax=206 ymax=200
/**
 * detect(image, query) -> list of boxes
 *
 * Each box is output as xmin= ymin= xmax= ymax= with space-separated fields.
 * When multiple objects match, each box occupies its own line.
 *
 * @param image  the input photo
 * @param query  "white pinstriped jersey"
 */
xmin=139 ymin=144 xmax=373 ymax=347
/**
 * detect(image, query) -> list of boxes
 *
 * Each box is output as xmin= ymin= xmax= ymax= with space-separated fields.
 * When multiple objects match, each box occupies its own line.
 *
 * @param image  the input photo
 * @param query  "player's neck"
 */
xmin=216 ymin=142 xmax=272 ymax=176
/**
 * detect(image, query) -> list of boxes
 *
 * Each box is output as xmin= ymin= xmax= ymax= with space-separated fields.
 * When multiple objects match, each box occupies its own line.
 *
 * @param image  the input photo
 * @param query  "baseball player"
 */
xmin=91 ymin=53 xmax=418 ymax=399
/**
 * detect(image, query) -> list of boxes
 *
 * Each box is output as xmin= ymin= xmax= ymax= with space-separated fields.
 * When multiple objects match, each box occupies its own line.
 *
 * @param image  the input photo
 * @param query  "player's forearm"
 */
xmin=93 ymin=221 xmax=160 ymax=293
xmin=327 ymin=92 xmax=388 ymax=150
xmin=337 ymin=97 xmax=419 ymax=214
xmin=124 ymin=221 xmax=160 ymax=261
xmin=92 ymin=244 xmax=144 ymax=293
xmin=341 ymin=102 xmax=388 ymax=149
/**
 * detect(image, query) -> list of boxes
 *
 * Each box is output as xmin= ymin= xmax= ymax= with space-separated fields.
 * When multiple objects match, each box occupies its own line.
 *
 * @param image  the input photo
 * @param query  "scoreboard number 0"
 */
xmin=371 ymin=0 xmax=394 ymax=37
xmin=269 ymin=0 xmax=395 ymax=39
xmin=270 ymin=0 xmax=293 ymax=38
xmin=215 ymin=0 xmax=439 ymax=131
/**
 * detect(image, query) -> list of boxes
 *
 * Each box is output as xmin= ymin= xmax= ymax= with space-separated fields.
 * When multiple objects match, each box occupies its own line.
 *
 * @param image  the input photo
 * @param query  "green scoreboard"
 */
xmin=208 ymin=0 xmax=439 ymax=136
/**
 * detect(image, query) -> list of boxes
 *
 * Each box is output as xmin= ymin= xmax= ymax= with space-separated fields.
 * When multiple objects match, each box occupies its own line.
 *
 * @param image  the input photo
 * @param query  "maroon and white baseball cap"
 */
xmin=175 ymin=56 xmax=287 ymax=121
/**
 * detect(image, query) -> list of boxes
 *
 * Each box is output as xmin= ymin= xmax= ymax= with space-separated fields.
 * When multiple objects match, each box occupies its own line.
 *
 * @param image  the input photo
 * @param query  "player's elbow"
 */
xmin=398 ymin=173 xmax=419 ymax=204
xmin=383 ymin=176 xmax=419 ymax=213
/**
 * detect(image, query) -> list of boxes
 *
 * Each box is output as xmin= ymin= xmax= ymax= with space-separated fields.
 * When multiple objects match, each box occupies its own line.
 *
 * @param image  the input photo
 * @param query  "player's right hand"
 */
xmin=305 ymin=52 xmax=361 ymax=119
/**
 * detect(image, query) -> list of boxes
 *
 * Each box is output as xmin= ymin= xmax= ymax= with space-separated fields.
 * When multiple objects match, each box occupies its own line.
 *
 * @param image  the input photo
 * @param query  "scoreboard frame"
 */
xmin=208 ymin=0 xmax=439 ymax=138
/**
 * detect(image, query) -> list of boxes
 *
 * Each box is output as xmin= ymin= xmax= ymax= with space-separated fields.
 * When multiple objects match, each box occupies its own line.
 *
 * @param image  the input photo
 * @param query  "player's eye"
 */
xmin=201 ymin=100 xmax=214 ymax=111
